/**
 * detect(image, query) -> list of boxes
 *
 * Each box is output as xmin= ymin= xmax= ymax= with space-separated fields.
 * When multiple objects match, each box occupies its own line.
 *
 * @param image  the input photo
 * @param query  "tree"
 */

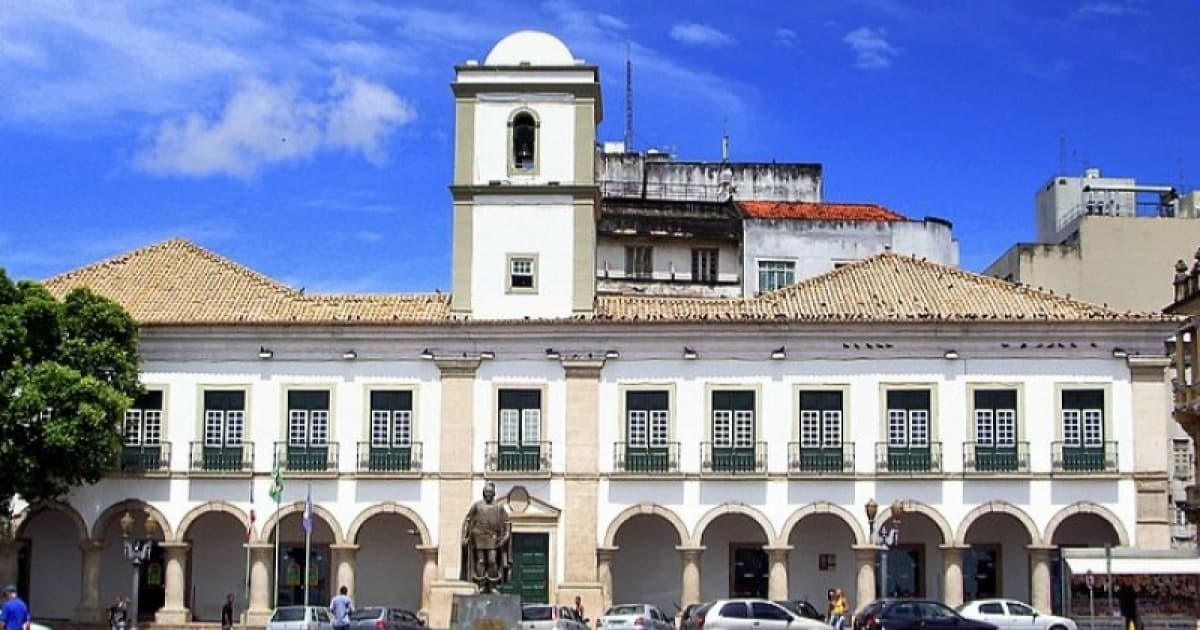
xmin=0 ymin=268 xmax=141 ymax=533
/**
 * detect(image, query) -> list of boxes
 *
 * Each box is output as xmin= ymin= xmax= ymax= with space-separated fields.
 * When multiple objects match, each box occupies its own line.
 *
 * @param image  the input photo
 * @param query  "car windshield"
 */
xmin=270 ymin=608 xmax=306 ymax=622
xmin=350 ymin=608 xmax=384 ymax=620
xmin=606 ymin=605 xmax=643 ymax=616
xmin=522 ymin=607 xmax=554 ymax=621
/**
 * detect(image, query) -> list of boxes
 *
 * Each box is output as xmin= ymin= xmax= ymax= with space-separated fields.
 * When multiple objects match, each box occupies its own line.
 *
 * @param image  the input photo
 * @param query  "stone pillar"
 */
xmin=764 ymin=546 xmax=790 ymax=601
xmin=678 ymin=546 xmax=704 ymax=609
xmin=417 ymin=545 xmax=438 ymax=621
xmin=246 ymin=543 xmax=273 ymax=626
xmin=1028 ymin=545 xmax=1055 ymax=613
xmin=558 ymin=359 xmax=606 ymax=617
xmin=1130 ymin=356 xmax=1173 ymax=549
xmin=329 ymin=544 xmax=359 ymax=601
xmin=156 ymin=541 xmax=191 ymax=624
xmin=0 ymin=540 xmax=17 ymax=592
xmin=939 ymin=545 xmax=967 ymax=608
xmin=73 ymin=540 xmax=104 ymax=622
xmin=596 ymin=546 xmax=617 ymax=612
xmin=851 ymin=545 xmax=878 ymax=613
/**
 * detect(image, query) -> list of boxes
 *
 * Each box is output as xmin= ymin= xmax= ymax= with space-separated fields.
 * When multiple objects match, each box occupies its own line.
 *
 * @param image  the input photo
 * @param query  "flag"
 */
xmin=302 ymin=484 xmax=313 ymax=534
xmin=268 ymin=459 xmax=283 ymax=504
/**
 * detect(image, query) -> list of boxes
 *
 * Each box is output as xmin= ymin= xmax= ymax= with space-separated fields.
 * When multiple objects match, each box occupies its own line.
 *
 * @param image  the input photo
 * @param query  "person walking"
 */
xmin=825 ymin=589 xmax=836 ymax=625
xmin=1117 ymin=583 xmax=1139 ymax=630
xmin=573 ymin=596 xmax=586 ymax=623
xmin=107 ymin=596 xmax=127 ymax=630
xmin=830 ymin=589 xmax=849 ymax=630
xmin=329 ymin=586 xmax=354 ymax=630
xmin=220 ymin=594 xmax=236 ymax=630
xmin=1 ymin=586 xmax=30 ymax=630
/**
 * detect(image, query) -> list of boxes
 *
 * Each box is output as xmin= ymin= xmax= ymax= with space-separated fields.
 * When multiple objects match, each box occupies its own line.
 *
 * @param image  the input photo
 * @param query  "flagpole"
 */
xmin=270 ymin=456 xmax=283 ymax=610
xmin=243 ymin=475 xmax=252 ymax=630
xmin=303 ymin=483 xmax=312 ymax=607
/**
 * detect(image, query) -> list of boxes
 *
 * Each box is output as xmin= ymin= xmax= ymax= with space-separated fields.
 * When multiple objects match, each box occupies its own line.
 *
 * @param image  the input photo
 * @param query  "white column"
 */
xmin=940 ymin=545 xmax=967 ymax=609
xmin=156 ymin=541 xmax=191 ymax=624
xmin=74 ymin=540 xmax=103 ymax=622
xmin=1028 ymin=545 xmax=1055 ymax=613
xmin=596 ymin=546 xmax=616 ymax=613
xmin=852 ymin=545 xmax=878 ymax=613
xmin=678 ymin=546 xmax=704 ymax=610
xmin=417 ymin=545 xmax=438 ymax=622
xmin=329 ymin=544 xmax=359 ymax=601
xmin=764 ymin=546 xmax=791 ymax=601
xmin=247 ymin=543 xmax=274 ymax=626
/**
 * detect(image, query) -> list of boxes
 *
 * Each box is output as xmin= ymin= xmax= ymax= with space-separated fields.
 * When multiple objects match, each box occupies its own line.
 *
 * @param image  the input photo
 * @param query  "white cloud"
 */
xmin=135 ymin=74 xmax=414 ymax=179
xmin=1078 ymin=2 xmax=1142 ymax=16
xmin=353 ymin=231 xmax=384 ymax=243
xmin=669 ymin=23 xmax=735 ymax=47
xmin=774 ymin=28 xmax=798 ymax=48
xmin=843 ymin=26 xmax=899 ymax=70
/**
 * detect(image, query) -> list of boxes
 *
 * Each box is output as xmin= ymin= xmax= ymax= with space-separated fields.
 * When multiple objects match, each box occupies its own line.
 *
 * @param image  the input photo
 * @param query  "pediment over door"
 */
xmin=504 ymin=485 xmax=561 ymax=525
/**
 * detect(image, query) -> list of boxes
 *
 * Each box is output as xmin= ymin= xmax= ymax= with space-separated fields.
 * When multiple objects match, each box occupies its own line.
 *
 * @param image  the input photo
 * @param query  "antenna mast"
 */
xmin=624 ymin=42 xmax=634 ymax=152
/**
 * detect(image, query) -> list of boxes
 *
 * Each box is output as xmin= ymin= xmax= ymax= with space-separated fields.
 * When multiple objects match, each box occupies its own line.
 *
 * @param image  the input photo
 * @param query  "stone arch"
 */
xmin=692 ymin=502 xmax=775 ymax=546
xmin=347 ymin=502 xmax=432 ymax=547
xmin=1043 ymin=501 xmax=1129 ymax=547
xmin=778 ymin=501 xmax=868 ymax=547
xmin=177 ymin=501 xmax=253 ymax=543
xmin=603 ymin=503 xmax=689 ymax=548
xmin=956 ymin=501 xmax=1042 ymax=546
xmin=91 ymin=499 xmax=174 ymax=541
xmin=873 ymin=500 xmax=953 ymax=545
xmin=260 ymin=500 xmax=345 ymax=545
xmin=14 ymin=501 xmax=88 ymax=541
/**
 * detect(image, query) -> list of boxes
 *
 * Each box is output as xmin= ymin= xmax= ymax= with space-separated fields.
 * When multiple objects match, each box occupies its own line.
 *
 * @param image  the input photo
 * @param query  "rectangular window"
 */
xmin=800 ymin=410 xmax=821 ymax=447
xmin=626 ymin=246 xmax=653 ymax=279
xmin=1174 ymin=440 xmax=1194 ymax=480
xmin=287 ymin=390 xmax=331 ymax=446
xmin=757 ymin=260 xmax=795 ymax=293
xmin=713 ymin=390 xmax=755 ymax=445
xmin=509 ymin=256 xmax=535 ymax=290
xmin=628 ymin=410 xmax=648 ymax=447
xmin=886 ymin=389 xmax=932 ymax=447
xmin=1062 ymin=389 xmax=1104 ymax=446
xmin=799 ymin=390 xmax=843 ymax=447
xmin=203 ymin=390 xmax=246 ymax=447
xmin=124 ymin=391 xmax=164 ymax=446
xmin=369 ymin=390 xmax=413 ymax=447
xmin=499 ymin=409 xmax=520 ymax=445
xmin=973 ymin=389 xmax=1017 ymax=447
xmin=498 ymin=389 xmax=541 ymax=444
xmin=521 ymin=409 xmax=541 ymax=445
xmin=713 ymin=410 xmax=733 ymax=447
xmin=627 ymin=390 xmax=670 ymax=448
xmin=691 ymin=248 xmax=719 ymax=283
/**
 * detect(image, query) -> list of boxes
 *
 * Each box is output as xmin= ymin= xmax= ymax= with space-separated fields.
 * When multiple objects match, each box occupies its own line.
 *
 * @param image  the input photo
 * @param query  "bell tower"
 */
xmin=449 ymin=31 xmax=601 ymax=319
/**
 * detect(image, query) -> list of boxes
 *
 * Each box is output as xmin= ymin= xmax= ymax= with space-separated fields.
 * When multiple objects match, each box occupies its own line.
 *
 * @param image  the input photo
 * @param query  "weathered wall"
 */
xmin=599 ymin=153 xmax=822 ymax=202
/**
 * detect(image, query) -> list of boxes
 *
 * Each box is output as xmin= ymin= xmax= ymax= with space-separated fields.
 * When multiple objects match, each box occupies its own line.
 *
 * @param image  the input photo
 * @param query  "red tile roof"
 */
xmin=739 ymin=201 xmax=906 ymax=221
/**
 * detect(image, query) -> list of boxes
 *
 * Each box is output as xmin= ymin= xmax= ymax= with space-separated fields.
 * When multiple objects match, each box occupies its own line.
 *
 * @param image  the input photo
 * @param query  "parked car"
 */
xmin=268 ymin=606 xmax=335 ymax=630
xmin=597 ymin=603 xmax=674 ymax=629
xmin=958 ymin=600 xmax=1075 ymax=630
xmin=31 ymin=623 xmax=52 ymax=630
xmin=679 ymin=602 xmax=712 ymax=630
xmin=853 ymin=600 xmax=996 ymax=630
xmin=698 ymin=599 xmax=832 ymax=630
xmin=349 ymin=606 xmax=426 ymax=630
xmin=774 ymin=600 xmax=824 ymax=621
xmin=521 ymin=604 xmax=589 ymax=630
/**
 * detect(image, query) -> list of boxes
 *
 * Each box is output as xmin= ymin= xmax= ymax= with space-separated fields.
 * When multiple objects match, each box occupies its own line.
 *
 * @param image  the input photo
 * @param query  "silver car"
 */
xmin=700 ymin=599 xmax=833 ymax=630
xmin=597 ymin=603 xmax=674 ymax=630
xmin=268 ymin=606 xmax=335 ymax=630
xmin=521 ymin=604 xmax=589 ymax=630
xmin=958 ymin=599 xmax=1077 ymax=630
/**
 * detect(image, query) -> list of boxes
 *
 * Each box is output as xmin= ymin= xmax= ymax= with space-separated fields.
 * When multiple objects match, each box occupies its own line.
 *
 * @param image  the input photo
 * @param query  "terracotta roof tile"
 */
xmin=739 ymin=201 xmax=906 ymax=221
xmin=43 ymin=239 xmax=1169 ymax=326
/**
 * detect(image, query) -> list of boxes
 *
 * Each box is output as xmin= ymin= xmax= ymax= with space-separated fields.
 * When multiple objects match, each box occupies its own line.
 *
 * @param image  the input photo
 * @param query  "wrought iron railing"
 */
xmin=614 ymin=441 xmax=680 ymax=473
xmin=274 ymin=442 xmax=339 ymax=473
xmin=788 ymin=442 xmax=854 ymax=473
xmin=120 ymin=443 xmax=171 ymax=472
xmin=357 ymin=442 xmax=422 ymax=473
xmin=1052 ymin=441 xmax=1117 ymax=473
xmin=189 ymin=442 xmax=253 ymax=472
xmin=963 ymin=441 xmax=1029 ymax=473
xmin=875 ymin=442 xmax=942 ymax=473
xmin=485 ymin=441 xmax=551 ymax=473
xmin=701 ymin=441 xmax=767 ymax=474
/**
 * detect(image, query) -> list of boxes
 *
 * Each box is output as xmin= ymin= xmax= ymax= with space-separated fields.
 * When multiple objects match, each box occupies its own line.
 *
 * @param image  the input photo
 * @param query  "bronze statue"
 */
xmin=461 ymin=482 xmax=511 ymax=593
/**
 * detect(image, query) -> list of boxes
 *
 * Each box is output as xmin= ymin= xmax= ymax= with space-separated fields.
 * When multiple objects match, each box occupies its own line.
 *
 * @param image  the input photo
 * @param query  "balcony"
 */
xmin=357 ymin=442 xmax=422 ymax=474
xmin=701 ymin=442 xmax=767 ymax=475
xmin=1052 ymin=441 xmax=1117 ymax=473
xmin=485 ymin=441 xmax=551 ymax=474
xmin=875 ymin=442 xmax=943 ymax=474
xmin=963 ymin=442 xmax=1030 ymax=474
xmin=787 ymin=442 xmax=854 ymax=475
xmin=189 ymin=442 xmax=253 ymax=473
xmin=274 ymin=442 xmax=339 ymax=474
xmin=119 ymin=444 xmax=171 ymax=473
xmin=613 ymin=441 xmax=680 ymax=474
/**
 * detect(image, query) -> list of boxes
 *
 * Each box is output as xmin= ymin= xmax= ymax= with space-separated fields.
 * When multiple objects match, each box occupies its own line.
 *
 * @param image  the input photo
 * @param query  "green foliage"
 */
xmin=0 ymin=275 xmax=140 ymax=523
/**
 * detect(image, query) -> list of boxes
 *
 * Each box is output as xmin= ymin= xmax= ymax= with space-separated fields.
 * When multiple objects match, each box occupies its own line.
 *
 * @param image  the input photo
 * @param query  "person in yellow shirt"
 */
xmin=830 ymin=589 xmax=849 ymax=630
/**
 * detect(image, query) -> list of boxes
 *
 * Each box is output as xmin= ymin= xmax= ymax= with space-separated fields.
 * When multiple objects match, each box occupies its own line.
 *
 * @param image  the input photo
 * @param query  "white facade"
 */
xmin=1036 ymin=168 xmax=1137 ymax=244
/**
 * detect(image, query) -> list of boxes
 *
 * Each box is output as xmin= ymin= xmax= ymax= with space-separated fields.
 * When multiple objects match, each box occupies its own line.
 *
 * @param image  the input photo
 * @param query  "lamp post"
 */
xmin=865 ymin=499 xmax=903 ymax=598
xmin=121 ymin=511 xmax=160 ymax=630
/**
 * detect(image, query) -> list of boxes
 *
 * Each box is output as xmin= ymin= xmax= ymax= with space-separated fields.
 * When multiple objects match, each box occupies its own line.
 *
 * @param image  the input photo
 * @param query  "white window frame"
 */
xmin=756 ymin=259 xmax=796 ymax=293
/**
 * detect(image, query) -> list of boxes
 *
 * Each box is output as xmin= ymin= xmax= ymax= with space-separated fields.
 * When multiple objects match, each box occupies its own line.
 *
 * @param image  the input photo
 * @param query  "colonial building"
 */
xmin=6 ymin=30 xmax=1184 ymax=629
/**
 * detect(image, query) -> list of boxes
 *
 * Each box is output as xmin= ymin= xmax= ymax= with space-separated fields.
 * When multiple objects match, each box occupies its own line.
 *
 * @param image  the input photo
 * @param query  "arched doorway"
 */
xmin=263 ymin=509 xmax=340 ymax=607
xmin=609 ymin=510 xmax=687 ymax=614
xmin=786 ymin=513 xmax=858 ymax=604
xmin=350 ymin=506 xmax=427 ymax=611
xmin=1048 ymin=507 xmax=1124 ymax=616
xmin=95 ymin=503 xmax=170 ymax=621
xmin=874 ymin=505 xmax=952 ymax=600
xmin=959 ymin=510 xmax=1037 ymax=602
xmin=15 ymin=505 xmax=86 ymax=619
xmin=180 ymin=505 xmax=249 ymax=621
xmin=696 ymin=507 xmax=773 ymax=601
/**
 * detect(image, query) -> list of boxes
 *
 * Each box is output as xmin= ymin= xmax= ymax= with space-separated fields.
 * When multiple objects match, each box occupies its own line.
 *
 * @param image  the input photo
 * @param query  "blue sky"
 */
xmin=2 ymin=0 xmax=1197 ymax=292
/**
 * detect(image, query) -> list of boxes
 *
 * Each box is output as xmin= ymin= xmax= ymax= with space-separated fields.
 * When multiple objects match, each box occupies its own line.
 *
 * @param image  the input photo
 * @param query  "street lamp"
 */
xmin=865 ymin=499 xmax=904 ymax=598
xmin=121 ymin=510 xmax=160 ymax=630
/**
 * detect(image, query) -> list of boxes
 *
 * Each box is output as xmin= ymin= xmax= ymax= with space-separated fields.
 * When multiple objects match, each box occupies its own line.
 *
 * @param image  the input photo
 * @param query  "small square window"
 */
xmin=507 ymin=255 xmax=537 ymax=292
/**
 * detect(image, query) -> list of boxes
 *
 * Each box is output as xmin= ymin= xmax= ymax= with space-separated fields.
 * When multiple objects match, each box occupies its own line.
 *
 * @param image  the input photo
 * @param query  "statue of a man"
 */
xmin=461 ymin=482 xmax=511 ymax=592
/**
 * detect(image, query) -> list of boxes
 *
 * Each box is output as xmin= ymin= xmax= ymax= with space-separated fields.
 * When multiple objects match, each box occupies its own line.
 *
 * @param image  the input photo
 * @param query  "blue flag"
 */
xmin=302 ymin=484 xmax=313 ymax=534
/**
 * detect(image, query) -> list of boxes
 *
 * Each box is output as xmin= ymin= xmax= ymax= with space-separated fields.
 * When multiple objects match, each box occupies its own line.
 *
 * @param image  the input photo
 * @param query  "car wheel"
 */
xmin=1049 ymin=625 xmax=1068 ymax=630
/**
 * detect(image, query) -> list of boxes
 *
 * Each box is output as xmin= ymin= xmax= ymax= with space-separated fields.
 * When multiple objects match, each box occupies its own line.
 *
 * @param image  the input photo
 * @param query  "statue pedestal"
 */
xmin=450 ymin=592 xmax=521 ymax=630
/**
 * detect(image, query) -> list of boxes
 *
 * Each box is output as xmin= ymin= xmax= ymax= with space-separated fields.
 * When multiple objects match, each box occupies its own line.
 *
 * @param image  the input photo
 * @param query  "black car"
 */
xmin=774 ymin=600 xmax=824 ymax=621
xmin=854 ymin=600 xmax=996 ymax=630
xmin=348 ymin=606 xmax=425 ymax=630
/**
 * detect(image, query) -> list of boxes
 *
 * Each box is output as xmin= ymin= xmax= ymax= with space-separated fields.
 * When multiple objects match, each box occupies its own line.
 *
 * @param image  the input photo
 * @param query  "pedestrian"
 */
xmin=573 ymin=596 xmax=585 ymax=623
xmin=1 ymin=585 xmax=30 ymax=630
xmin=825 ymin=589 xmax=836 ymax=625
xmin=108 ymin=596 xmax=127 ymax=630
xmin=221 ymin=594 xmax=235 ymax=630
xmin=1117 ymin=583 xmax=1139 ymax=630
xmin=329 ymin=586 xmax=354 ymax=630
xmin=830 ymin=588 xmax=849 ymax=630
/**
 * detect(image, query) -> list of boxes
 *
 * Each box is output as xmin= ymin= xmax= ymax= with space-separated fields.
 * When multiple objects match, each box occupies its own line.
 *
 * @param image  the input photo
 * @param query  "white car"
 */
xmin=521 ymin=604 xmax=589 ymax=630
xmin=699 ymin=599 xmax=832 ymax=630
xmin=597 ymin=603 xmax=674 ymax=630
xmin=959 ymin=599 xmax=1077 ymax=630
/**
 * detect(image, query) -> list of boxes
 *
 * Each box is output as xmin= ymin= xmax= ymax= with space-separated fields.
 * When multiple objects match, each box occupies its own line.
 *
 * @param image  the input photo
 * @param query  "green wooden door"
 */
xmin=500 ymin=533 xmax=549 ymax=604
